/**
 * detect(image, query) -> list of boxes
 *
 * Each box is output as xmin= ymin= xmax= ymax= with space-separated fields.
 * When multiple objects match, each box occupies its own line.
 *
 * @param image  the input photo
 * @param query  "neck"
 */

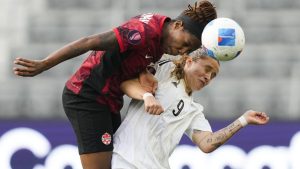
xmin=183 ymin=75 xmax=192 ymax=96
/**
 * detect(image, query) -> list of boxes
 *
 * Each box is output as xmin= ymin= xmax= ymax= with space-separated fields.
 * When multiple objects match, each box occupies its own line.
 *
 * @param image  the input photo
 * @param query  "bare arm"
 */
xmin=120 ymin=78 xmax=149 ymax=100
xmin=13 ymin=31 xmax=118 ymax=77
xmin=120 ymin=78 xmax=164 ymax=115
xmin=138 ymin=69 xmax=158 ymax=94
xmin=192 ymin=110 xmax=269 ymax=153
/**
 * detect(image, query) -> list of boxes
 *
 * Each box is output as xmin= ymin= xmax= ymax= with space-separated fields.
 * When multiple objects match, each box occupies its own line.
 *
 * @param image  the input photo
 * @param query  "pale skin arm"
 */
xmin=13 ymin=31 xmax=118 ymax=77
xmin=120 ymin=78 xmax=164 ymax=115
xmin=192 ymin=110 xmax=270 ymax=153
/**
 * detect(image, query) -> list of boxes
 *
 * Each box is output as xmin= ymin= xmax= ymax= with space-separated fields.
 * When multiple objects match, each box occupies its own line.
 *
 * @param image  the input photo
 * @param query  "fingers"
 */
xmin=245 ymin=110 xmax=270 ymax=125
xmin=141 ymin=84 xmax=157 ymax=94
xmin=13 ymin=58 xmax=44 ymax=77
xmin=145 ymin=104 xmax=164 ymax=115
xmin=13 ymin=67 xmax=30 ymax=72
xmin=144 ymin=101 xmax=164 ymax=115
xmin=143 ymin=96 xmax=164 ymax=115
xmin=141 ymin=85 xmax=154 ymax=93
xmin=13 ymin=57 xmax=35 ymax=77
xmin=14 ymin=58 xmax=35 ymax=67
xmin=16 ymin=57 xmax=33 ymax=63
xmin=255 ymin=112 xmax=270 ymax=123
xmin=13 ymin=67 xmax=38 ymax=77
xmin=139 ymin=71 xmax=157 ymax=93
xmin=13 ymin=70 xmax=35 ymax=77
xmin=254 ymin=111 xmax=267 ymax=119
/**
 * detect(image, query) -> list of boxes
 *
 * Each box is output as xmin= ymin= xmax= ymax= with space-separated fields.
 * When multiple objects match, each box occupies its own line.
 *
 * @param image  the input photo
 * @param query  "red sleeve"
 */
xmin=113 ymin=19 xmax=145 ymax=53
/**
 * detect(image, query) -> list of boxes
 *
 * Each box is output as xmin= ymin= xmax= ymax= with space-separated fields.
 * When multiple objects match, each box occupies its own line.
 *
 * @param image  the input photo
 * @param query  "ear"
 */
xmin=172 ymin=20 xmax=184 ymax=30
xmin=185 ymin=56 xmax=193 ymax=66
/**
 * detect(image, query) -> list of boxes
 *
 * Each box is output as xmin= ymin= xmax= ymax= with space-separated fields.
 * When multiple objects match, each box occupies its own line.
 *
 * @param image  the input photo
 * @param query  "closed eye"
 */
xmin=205 ymin=65 xmax=218 ymax=79
xmin=211 ymin=72 xmax=217 ymax=79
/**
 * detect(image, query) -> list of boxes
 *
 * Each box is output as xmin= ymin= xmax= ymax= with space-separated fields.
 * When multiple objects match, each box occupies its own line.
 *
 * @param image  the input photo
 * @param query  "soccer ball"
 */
xmin=201 ymin=18 xmax=245 ymax=61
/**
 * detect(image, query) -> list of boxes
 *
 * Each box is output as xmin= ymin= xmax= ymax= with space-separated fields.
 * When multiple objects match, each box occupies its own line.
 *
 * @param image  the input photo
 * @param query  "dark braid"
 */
xmin=183 ymin=0 xmax=217 ymax=25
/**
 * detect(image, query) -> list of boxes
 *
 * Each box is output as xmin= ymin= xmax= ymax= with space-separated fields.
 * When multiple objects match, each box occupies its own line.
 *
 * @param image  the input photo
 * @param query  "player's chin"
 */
xmin=172 ymin=51 xmax=180 ymax=56
xmin=163 ymin=46 xmax=171 ymax=54
xmin=194 ymin=85 xmax=204 ymax=91
xmin=165 ymin=50 xmax=175 ymax=55
xmin=165 ymin=47 xmax=179 ymax=55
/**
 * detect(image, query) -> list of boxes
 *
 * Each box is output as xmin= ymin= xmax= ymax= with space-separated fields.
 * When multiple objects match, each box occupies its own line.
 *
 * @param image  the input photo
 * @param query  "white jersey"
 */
xmin=112 ymin=60 xmax=212 ymax=169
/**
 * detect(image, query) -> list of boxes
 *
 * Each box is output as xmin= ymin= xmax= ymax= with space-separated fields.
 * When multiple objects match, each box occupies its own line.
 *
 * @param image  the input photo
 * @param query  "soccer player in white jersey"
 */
xmin=112 ymin=49 xmax=270 ymax=169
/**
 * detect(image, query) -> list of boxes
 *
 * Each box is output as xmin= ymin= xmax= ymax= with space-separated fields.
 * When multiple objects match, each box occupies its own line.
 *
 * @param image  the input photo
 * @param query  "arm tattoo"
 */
xmin=206 ymin=138 xmax=212 ymax=143
xmin=206 ymin=120 xmax=242 ymax=149
xmin=211 ymin=131 xmax=227 ymax=148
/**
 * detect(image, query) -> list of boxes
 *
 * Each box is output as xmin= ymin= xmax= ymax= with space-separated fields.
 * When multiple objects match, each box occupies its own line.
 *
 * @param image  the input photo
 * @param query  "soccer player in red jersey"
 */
xmin=13 ymin=1 xmax=217 ymax=169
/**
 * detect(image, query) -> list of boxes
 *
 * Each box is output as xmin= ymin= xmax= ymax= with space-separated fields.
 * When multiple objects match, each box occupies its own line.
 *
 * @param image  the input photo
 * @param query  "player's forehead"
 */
xmin=188 ymin=49 xmax=218 ymax=72
xmin=199 ymin=57 xmax=220 ymax=73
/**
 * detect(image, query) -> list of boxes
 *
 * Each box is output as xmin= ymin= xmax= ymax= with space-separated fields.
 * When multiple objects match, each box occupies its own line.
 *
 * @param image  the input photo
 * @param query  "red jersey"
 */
xmin=66 ymin=14 xmax=169 ymax=113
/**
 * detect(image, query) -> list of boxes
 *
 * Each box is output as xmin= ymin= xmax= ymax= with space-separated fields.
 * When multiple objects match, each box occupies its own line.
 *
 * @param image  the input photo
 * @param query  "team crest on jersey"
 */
xmin=101 ymin=132 xmax=111 ymax=145
xmin=128 ymin=30 xmax=141 ymax=45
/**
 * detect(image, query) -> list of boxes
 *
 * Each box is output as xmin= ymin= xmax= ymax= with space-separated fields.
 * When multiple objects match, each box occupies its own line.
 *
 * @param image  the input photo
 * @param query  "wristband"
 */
xmin=142 ymin=92 xmax=153 ymax=100
xmin=238 ymin=116 xmax=248 ymax=127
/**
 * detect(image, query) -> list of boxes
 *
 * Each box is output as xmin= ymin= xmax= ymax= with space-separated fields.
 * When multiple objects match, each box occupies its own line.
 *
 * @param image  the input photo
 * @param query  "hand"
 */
xmin=243 ymin=110 xmax=270 ymax=125
xmin=13 ymin=57 xmax=47 ymax=77
xmin=143 ymin=94 xmax=164 ymax=115
xmin=138 ymin=70 xmax=158 ymax=94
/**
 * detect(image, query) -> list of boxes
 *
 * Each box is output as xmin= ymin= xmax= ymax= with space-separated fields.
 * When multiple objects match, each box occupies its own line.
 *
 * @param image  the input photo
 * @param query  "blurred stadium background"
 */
xmin=0 ymin=0 xmax=299 ymax=169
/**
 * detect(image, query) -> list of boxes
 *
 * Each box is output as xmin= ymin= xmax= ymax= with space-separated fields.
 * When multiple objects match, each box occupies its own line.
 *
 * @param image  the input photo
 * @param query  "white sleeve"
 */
xmin=185 ymin=113 xmax=212 ymax=140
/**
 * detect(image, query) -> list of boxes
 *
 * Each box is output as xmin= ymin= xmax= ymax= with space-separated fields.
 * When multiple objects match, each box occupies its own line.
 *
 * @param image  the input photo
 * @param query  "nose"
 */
xmin=204 ymin=73 xmax=212 ymax=83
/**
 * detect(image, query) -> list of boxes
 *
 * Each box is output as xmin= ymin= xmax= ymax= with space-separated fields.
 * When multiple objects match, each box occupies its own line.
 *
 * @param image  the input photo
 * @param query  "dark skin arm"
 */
xmin=13 ymin=31 xmax=118 ymax=77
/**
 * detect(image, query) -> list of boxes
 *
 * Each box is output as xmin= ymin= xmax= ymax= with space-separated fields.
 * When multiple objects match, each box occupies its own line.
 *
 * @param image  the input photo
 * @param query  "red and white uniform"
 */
xmin=66 ymin=13 xmax=169 ymax=113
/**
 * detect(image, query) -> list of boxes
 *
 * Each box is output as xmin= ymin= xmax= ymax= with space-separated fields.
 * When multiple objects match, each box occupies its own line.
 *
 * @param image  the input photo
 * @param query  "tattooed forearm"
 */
xmin=227 ymin=121 xmax=241 ymax=134
xmin=206 ymin=138 xmax=212 ymax=143
xmin=211 ymin=131 xmax=227 ymax=148
xmin=203 ymin=119 xmax=243 ymax=151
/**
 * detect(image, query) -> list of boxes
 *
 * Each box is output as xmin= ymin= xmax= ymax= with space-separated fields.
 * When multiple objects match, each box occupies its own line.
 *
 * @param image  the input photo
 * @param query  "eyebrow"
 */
xmin=205 ymin=65 xmax=219 ymax=74
xmin=205 ymin=65 xmax=213 ymax=70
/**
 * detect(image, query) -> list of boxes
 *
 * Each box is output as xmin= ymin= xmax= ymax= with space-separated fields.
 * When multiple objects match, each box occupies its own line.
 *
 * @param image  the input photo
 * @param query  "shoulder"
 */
xmin=113 ymin=14 xmax=168 ymax=52
xmin=154 ymin=59 xmax=174 ymax=82
xmin=189 ymin=101 xmax=205 ymax=115
xmin=138 ymin=13 xmax=169 ymax=27
xmin=131 ymin=13 xmax=169 ymax=38
xmin=117 ymin=14 xmax=168 ymax=31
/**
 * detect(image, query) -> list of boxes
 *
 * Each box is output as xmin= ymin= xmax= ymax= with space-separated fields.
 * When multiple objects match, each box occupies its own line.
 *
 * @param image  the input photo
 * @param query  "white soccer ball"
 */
xmin=201 ymin=18 xmax=245 ymax=61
